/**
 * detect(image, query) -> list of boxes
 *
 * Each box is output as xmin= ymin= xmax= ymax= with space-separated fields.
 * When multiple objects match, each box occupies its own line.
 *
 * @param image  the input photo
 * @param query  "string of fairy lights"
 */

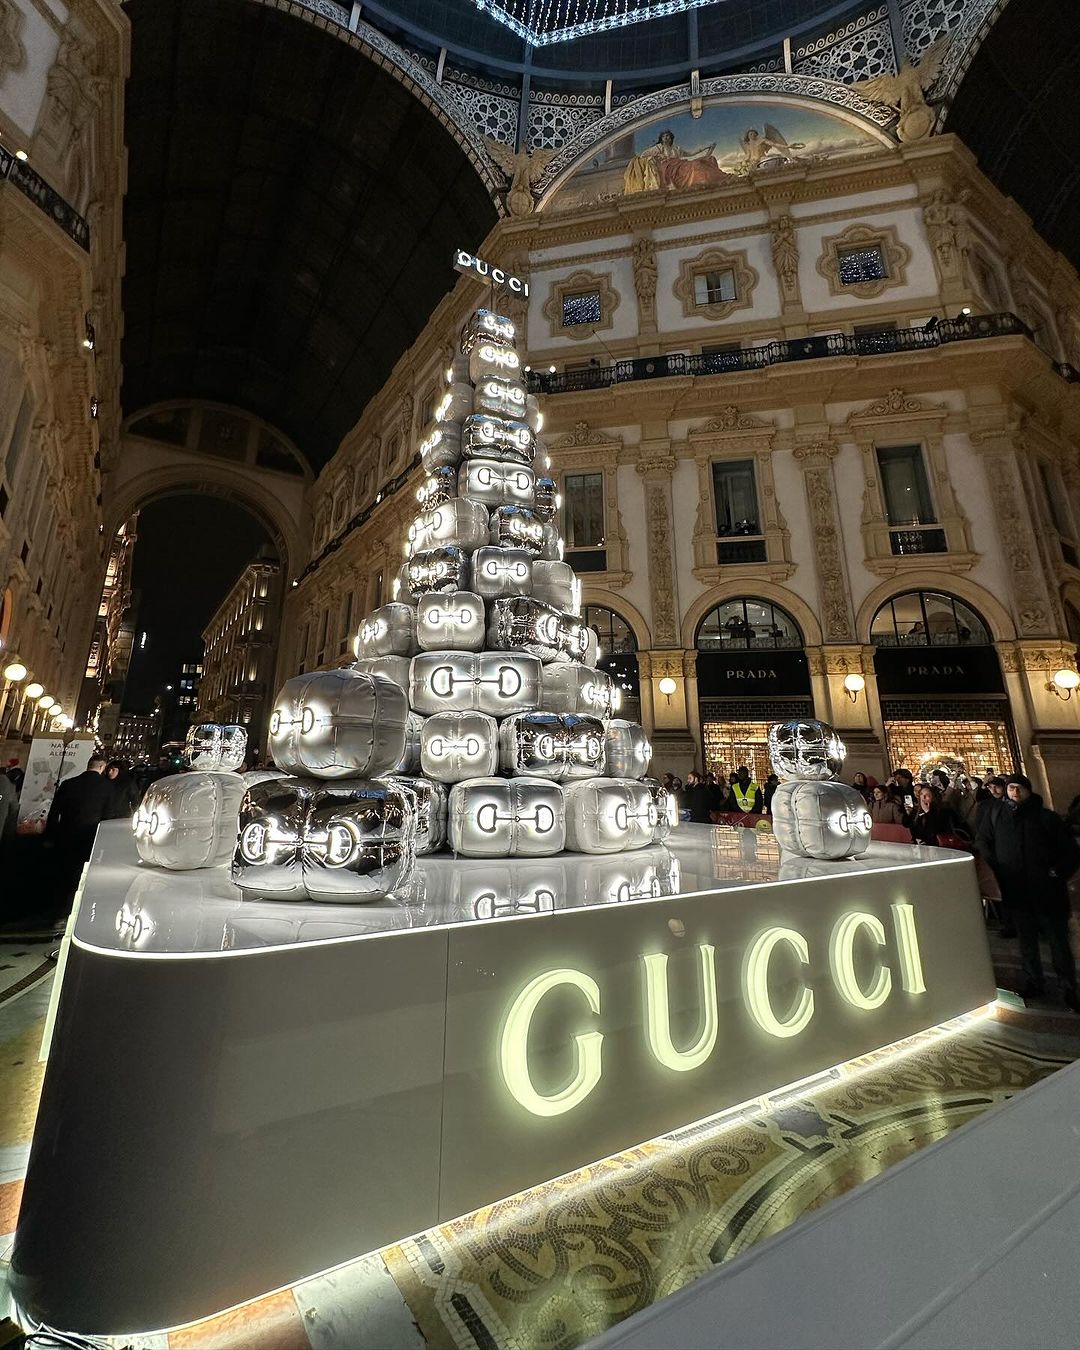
xmin=470 ymin=0 xmax=730 ymax=45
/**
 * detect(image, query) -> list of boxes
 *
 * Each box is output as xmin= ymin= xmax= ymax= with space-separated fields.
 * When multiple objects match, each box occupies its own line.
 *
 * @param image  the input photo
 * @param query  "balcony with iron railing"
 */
xmin=887 ymin=522 xmax=949 ymax=557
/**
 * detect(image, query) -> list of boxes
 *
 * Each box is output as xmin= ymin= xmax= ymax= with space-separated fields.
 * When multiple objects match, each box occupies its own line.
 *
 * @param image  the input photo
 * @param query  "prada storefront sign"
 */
xmin=874 ymin=645 xmax=1004 ymax=696
xmin=696 ymin=647 xmax=811 ymax=699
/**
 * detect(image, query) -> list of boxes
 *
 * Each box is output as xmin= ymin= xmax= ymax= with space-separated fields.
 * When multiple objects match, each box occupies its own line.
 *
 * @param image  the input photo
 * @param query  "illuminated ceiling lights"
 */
xmin=470 ymin=0 xmax=726 ymax=44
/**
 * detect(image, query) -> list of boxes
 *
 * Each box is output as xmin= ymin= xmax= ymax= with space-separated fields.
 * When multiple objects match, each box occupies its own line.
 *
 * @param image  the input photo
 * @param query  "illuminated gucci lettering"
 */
xmin=499 ymin=970 xmax=601 ymax=1117
xmin=454 ymin=251 xmax=529 ymax=297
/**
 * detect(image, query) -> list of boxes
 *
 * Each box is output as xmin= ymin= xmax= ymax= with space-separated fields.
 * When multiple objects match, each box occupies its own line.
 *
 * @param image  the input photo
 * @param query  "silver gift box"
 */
xmin=382 ymin=774 xmax=447 ymax=855
xmin=525 ymin=392 xmax=543 ymax=434
xmin=489 ymin=505 xmax=546 ymax=554
xmin=407 ymin=498 xmax=489 ymax=556
xmin=770 ymin=780 xmax=872 ymax=860
xmin=185 ymin=723 xmax=247 ymax=773
xmin=418 ymin=421 xmax=462 ymax=473
xmin=604 ymin=719 xmax=652 ymax=779
xmin=563 ymin=777 xmax=656 ymax=854
xmin=577 ymin=846 xmax=681 ymax=904
xmin=420 ymin=710 xmax=499 ymax=782
xmin=301 ymin=780 xmax=416 ymax=902
xmin=488 ymin=596 xmax=590 ymax=664
xmin=531 ymin=560 xmax=580 ymax=615
xmin=541 ymin=664 xmax=617 ymax=720
xmin=233 ymin=776 xmax=313 ymax=898
xmin=540 ymin=522 xmax=563 ymax=561
xmin=133 ymin=771 xmax=247 ymax=871
xmin=399 ymin=547 xmax=470 ymax=600
xmin=416 ymin=590 xmax=486 ymax=652
xmin=468 ymin=341 xmax=523 ymax=386
xmin=498 ymin=712 xmax=605 ymax=781
xmin=462 ymin=412 xmax=534 ymax=463
xmin=458 ymin=458 xmax=535 ymax=510
xmin=268 ymin=669 xmax=408 ymax=780
xmin=461 ymin=308 xmax=517 ymax=354
xmin=471 ymin=546 xmax=533 ymax=599
xmin=410 ymin=650 xmax=542 ymax=717
xmin=642 ymin=776 xmax=677 ymax=842
xmin=433 ymin=381 xmax=473 ymax=425
xmin=354 ymin=603 xmax=418 ymax=660
xmin=473 ymin=373 xmax=528 ymax=420
xmin=416 ymin=466 xmax=458 ymax=512
xmin=533 ymin=475 xmax=558 ymax=521
xmin=391 ymin=712 xmax=425 ymax=773
xmin=448 ymin=776 xmax=565 ymax=857
xmin=351 ymin=655 xmax=411 ymax=692
xmin=768 ymin=719 xmax=846 ymax=782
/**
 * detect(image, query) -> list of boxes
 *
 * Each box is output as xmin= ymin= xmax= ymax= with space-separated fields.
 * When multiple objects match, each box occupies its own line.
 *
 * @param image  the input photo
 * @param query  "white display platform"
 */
xmin=11 ymin=821 xmax=996 ymax=1336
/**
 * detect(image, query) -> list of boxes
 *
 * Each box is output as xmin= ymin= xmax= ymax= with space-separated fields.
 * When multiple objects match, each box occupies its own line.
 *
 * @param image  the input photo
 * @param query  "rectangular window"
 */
xmin=837 ymin=244 xmax=887 ymax=285
xmin=372 ymin=571 xmax=384 ymax=609
xmin=564 ymin=473 xmax=604 ymax=548
xmin=693 ymin=269 xmax=736 ymax=306
xmin=562 ymin=291 xmax=601 ymax=327
xmin=876 ymin=445 xmax=935 ymax=525
xmin=339 ymin=590 xmax=354 ymax=654
xmin=419 ymin=389 xmax=435 ymax=427
xmin=1040 ymin=461 xmax=1079 ymax=567
xmin=712 ymin=460 xmax=765 ymax=562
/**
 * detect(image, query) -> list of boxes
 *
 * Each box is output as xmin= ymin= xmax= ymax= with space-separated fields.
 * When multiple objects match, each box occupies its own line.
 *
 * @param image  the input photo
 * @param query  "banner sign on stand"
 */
xmin=16 ymin=735 xmax=96 ymax=834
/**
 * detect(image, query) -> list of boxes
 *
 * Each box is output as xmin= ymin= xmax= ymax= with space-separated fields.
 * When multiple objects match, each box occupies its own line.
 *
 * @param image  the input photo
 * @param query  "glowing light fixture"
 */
xmin=658 ymin=676 xmax=677 ymax=704
xmin=15 ymin=148 xmax=27 ymax=162
xmin=3 ymin=661 xmax=27 ymax=682
xmin=24 ymin=682 xmax=44 ymax=699
xmin=1050 ymin=668 xmax=1080 ymax=700
xmin=843 ymin=672 xmax=866 ymax=704
xmin=38 ymin=694 xmax=55 ymax=710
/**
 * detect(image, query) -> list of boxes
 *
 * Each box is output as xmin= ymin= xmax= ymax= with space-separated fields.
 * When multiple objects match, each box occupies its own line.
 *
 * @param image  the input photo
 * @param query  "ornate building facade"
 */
xmin=282 ymin=128 xmax=1080 ymax=806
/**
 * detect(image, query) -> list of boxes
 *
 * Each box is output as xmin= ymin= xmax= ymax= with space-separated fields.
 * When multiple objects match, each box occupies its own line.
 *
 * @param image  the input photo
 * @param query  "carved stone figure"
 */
xmin=484 ymin=137 xmax=557 ymax=217
xmin=0 ymin=0 xmax=26 ymax=82
xmin=923 ymin=188 xmax=969 ymax=275
xmin=854 ymin=39 xmax=948 ymax=143
xmin=631 ymin=236 xmax=657 ymax=329
xmin=769 ymin=215 xmax=800 ymax=304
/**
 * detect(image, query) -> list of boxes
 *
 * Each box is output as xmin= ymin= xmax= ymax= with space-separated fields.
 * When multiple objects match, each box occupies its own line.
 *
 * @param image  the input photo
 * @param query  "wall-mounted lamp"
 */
xmin=843 ymin=672 xmax=866 ymax=704
xmin=1049 ymin=668 xmax=1080 ymax=700
xmin=38 ymin=695 xmax=55 ymax=710
xmin=3 ymin=661 xmax=27 ymax=683
xmin=658 ymin=676 xmax=678 ymax=705
xmin=82 ymin=314 xmax=96 ymax=351
xmin=24 ymin=682 xmax=44 ymax=700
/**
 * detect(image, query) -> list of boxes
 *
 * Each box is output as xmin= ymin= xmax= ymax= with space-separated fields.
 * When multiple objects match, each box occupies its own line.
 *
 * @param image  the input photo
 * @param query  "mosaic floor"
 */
xmin=2 ymin=940 xmax=1079 ymax=1350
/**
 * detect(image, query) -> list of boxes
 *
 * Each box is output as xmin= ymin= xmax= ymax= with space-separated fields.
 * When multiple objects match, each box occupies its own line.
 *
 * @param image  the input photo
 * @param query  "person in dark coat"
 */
xmin=978 ymin=773 xmax=1080 ymax=1008
xmin=762 ymin=773 xmax=779 ymax=815
xmin=105 ymin=761 xmax=142 ymax=819
xmin=45 ymin=755 xmax=113 ymax=914
xmin=680 ymin=772 xmax=713 ymax=824
xmin=909 ymin=784 xmax=971 ymax=847
xmin=975 ymin=776 xmax=1007 ymax=835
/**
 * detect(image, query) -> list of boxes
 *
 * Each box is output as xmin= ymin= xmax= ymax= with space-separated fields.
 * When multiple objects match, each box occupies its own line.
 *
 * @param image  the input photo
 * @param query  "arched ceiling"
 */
xmin=946 ymin=0 xmax=1080 ymax=275
xmin=121 ymin=0 xmax=498 ymax=471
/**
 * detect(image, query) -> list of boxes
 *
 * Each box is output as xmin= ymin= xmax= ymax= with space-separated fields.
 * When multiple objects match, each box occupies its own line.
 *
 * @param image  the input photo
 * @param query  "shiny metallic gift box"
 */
xmin=489 ymin=504 xmax=545 ymax=554
xmin=473 ymin=373 xmax=528 ymax=420
xmin=407 ymin=498 xmax=489 ymax=556
xmin=531 ymin=560 xmax=581 ymax=615
xmin=302 ymin=780 xmax=416 ymax=902
xmin=382 ymin=775 xmax=448 ymax=856
xmin=415 ymin=590 xmax=486 ymax=652
xmin=461 ymin=412 xmax=534 ymax=463
xmin=410 ymin=650 xmax=542 ymax=717
xmin=533 ymin=475 xmax=558 ymax=521
xmin=354 ymin=603 xmax=418 ymax=660
xmin=184 ymin=723 xmax=247 ymax=773
xmin=420 ymin=710 xmax=499 ymax=782
xmin=446 ymin=858 xmax=562 ymax=921
xmin=576 ymin=846 xmax=681 ymax=904
xmin=768 ymin=719 xmax=846 ymax=782
xmin=770 ymin=780 xmax=872 ymax=860
xmin=416 ymin=466 xmax=458 ymax=512
xmin=563 ymin=777 xmax=656 ymax=854
xmin=233 ymin=776 xmax=311 ymax=898
xmin=350 ymin=655 xmax=411 ymax=692
xmin=488 ymin=596 xmax=590 ymax=664
xmin=642 ymin=776 xmax=677 ymax=842
xmin=471 ymin=546 xmax=533 ymax=600
xmin=399 ymin=547 xmax=470 ymax=600
xmin=468 ymin=341 xmax=523 ymax=386
xmin=604 ymin=719 xmax=652 ymax=779
xmin=390 ymin=712 xmax=425 ymax=774
xmin=540 ymin=663 xmax=617 ymax=720
xmin=460 ymin=308 xmax=516 ymax=354
xmin=539 ymin=521 xmax=563 ymax=562
xmin=498 ymin=712 xmax=605 ymax=781
xmin=433 ymin=381 xmax=473 ymax=426
xmin=525 ymin=392 xmax=543 ymax=433
xmin=457 ymin=458 xmax=535 ymax=510
xmin=448 ymin=776 xmax=566 ymax=857
xmin=268 ymin=669 xmax=408 ymax=780
xmin=133 ymin=771 xmax=248 ymax=871
xmin=418 ymin=421 xmax=462 ymax=474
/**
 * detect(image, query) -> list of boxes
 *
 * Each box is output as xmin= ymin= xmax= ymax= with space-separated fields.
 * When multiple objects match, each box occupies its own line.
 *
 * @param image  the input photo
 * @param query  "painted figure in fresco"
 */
xmin=740 ymin=124 xmax=804 ymax=171
xmin=623 ymin=130 xmax=734 ymax=194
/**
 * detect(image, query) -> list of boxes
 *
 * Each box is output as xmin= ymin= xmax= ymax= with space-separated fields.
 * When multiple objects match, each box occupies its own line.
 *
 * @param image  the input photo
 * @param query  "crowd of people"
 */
xmin=660 ymin=760 xmax=1080 ymax=1012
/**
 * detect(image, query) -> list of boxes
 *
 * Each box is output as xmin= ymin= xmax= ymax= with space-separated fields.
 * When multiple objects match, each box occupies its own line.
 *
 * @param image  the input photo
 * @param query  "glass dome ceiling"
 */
xmin=472 ymin=0 xmax=729 ymax=45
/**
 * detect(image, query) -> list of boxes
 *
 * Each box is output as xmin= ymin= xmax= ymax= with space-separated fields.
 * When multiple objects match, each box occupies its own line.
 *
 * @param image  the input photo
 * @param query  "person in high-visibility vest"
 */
xmin=726 ymin=765 xmax=763 ymax=815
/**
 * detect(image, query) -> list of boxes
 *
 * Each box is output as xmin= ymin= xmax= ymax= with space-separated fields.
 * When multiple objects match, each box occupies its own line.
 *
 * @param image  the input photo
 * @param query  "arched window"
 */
xmin=695 ymin=598 xmax=802 ymax=651
xmin=870 ymin=591 xmax=991 ymax=648
xmin=583 ymin=604 xmax=639 ymax=718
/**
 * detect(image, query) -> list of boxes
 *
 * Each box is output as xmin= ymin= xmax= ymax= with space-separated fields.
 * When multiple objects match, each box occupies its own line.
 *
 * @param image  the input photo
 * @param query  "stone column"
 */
xmin=792 ymin=440 xmax=857 ymax=645
xmin=636 ymin=451 xmax=680 ymax=648
xmin=998 ymin=639 xmax=1080 ymax=808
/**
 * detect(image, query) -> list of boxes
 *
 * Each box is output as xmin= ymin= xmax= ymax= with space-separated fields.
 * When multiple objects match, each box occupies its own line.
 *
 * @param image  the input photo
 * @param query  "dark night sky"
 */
xmin=123 ymin=496 xmax=270 ymax=711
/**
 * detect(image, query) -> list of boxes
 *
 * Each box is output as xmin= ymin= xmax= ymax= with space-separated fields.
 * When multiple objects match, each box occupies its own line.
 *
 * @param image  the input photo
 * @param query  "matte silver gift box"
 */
xmin=468 ymin=341 xmax=522 ymax=386
xmin=448 ymin=776 xmax=566 ymax=857
xmin=420 ymin=710 xmax=499 ymax=782
xmin=410 ymin=651 xmax=542 ymax=717
xmin=458 ymin=459 xmax=535 ymax=510
xmin=531 ymin=560 xmax=580 ymax=615
xmin=416 ymin=466 xmax=458 ymax=511
xmin=563 ymin=777 xmax=656 ymax=854
xmin=461 ymin=413 xmax=534 ymax=463
xmin=268 ymin=669 xmax=408 ymax=780
xmin=350 ymin=655 xmax=411 ymax=692
xmin=133 ymin=771 xmax=247 ymax=871
xmin=415 ymin=590 xmax=486 ymax=651
xmin=407 ymin=498 xmax=489 ymax=556
xmin=354 ymin=603 xmax=418 ymax=660
xmin=498 ymin=712 xmax=605 ymax=781
xmin=399 ymin=547 xmax=470 ymax=600
xmin=488 ymin=596 xmax=590 ymax=664
xmin=770 ymin=780 xmax=872 ymax=860
xmin=418 ymin=421 xmax=462 ymax=473
xmin=603 ymin=719 xmax=652 ymax=779
xmin=540 ymin=663 xmax=617 ymax=720
xmin=185 ymin=723 xmax=247 ymax=773
xmin=473 ymin=373 xmax=528 ymax=420
xmin=489 ymin=505 xmax=546 ymax=554
xmin=533 ymin=475 xmax=558 ymax=521
xmin=460 ymin=308 xmax=516 ymax=354
xmin=471 ymin=546 xmax=533 ymax=599
xmin=382 ymin=774 xmax=448 ymax=855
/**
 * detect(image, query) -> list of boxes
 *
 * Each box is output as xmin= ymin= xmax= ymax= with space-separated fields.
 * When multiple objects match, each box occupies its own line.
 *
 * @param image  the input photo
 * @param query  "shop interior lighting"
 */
xmin=3 ymin=660 xmax=27 ymax=682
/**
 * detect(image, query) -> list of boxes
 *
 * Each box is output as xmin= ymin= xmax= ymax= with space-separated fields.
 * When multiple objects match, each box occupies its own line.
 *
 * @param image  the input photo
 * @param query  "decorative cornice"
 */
xmin=848 ymin=388 xmax=947 ymax=422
